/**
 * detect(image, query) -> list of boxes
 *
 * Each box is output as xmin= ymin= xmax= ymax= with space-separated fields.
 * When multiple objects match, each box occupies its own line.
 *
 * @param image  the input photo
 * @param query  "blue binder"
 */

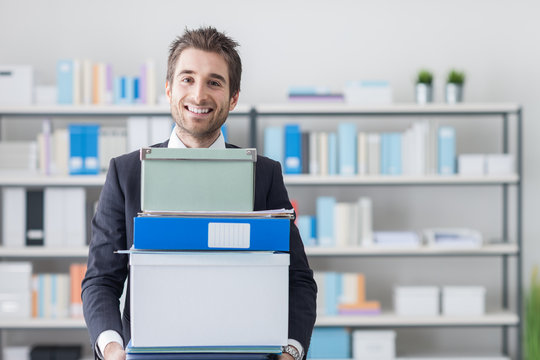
xmin=134 ymin=216 xmax=290 ymax=251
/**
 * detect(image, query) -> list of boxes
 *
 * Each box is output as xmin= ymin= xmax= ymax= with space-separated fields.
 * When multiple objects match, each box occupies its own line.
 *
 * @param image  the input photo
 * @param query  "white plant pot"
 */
xmin=446 ymin=83 xmax=464 ymax=104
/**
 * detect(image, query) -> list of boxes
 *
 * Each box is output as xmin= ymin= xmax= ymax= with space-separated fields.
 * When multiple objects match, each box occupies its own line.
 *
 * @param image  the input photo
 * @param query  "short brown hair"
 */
xmin=167 ymin=26 xmax=242 ymax=97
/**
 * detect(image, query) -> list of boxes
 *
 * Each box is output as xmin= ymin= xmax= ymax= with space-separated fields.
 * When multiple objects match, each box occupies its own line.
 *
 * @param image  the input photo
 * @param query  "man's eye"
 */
xmin=182 ymin=78 xmax=192 ymax=83
xmin=209 ymin=80 xmax=221 ymax=87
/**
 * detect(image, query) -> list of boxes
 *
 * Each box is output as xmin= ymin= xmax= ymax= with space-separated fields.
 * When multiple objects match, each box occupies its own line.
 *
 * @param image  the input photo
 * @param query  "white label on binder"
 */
xmin=208 ymin=223 xmax=250 ymax=248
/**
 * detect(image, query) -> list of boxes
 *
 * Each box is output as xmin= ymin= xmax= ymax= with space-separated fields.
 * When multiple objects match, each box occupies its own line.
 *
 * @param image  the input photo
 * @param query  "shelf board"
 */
xmin=315 ymin=312 xmax=519 ymax=327
xmin=0 ymin=173 xmax=106 ymax=186
xmin=0 ymin=317 xmax=86 ymax=329
xmin=305 ymin=244 xmax=518 ymax=257
xmin=0 ymin=246 xmax=89 ymax=258
xmin=255 ymin=102 xmax=521 ymax=115
xmin=283 ymin=174 xmax=519 ymax=185
xmin=0 ymin=104 xmax=251 ymax=116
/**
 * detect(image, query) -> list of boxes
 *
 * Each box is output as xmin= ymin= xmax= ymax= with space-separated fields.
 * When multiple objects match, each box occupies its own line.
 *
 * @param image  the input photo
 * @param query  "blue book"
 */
xmin=284 ymin=124 xmax=302 ymax=174
xmin=68 ymin=124 xmax=85 ymax=175
xmin=125 ymin=76 xmax=134 ymax=104
xmin=324 ymin=272 xmax=342 ymax=316
xmin=134 ymin=216 xmax=290 ymax=251
xmin=338 ymin=123 xmax=357 ymax=175
xmin=84 ymin=124 xmax=100 ymax=174
xmin=297 ymin=215 xmax=315 ymax=247
xmin=328 ymin=133 xmax=337 ymax=175
xmin=316 ymin=196 xmax=335 ymax=247
xmin=133 ymin=77 xmax=140 ymax=103
xmin=113 ymin=77 xmax=122 ymax=104
xmin=57 ymin=60 xmax=74 ymax=104
xmin=438 ymin=126 xmax=456 ymax=174
xmin=387 ymin=132 xmax=402 ymax=175
xmin=221 ymin=124 xmax=228 ymax=142
xmin=307 ymin=327 xmax=350 ymax=359
xmin=263 ymin=126 xmax=284 ymax=166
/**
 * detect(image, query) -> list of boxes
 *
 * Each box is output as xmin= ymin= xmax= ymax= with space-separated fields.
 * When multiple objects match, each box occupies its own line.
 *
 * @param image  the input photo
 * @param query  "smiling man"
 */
xmin=81 ymin=27 xmax=317 ymax=360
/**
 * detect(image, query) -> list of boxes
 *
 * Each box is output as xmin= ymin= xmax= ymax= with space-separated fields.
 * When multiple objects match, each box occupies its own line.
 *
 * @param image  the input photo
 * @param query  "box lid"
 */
xmin=394 ymin=286 xmax=439 ymax=295
xmin=141 ymin=147 xmax=257 ymax=162
xmin=129 ymin=251 xmax=290 ymax=267
xmin=442 ymin=286 xmax=486 ymax=295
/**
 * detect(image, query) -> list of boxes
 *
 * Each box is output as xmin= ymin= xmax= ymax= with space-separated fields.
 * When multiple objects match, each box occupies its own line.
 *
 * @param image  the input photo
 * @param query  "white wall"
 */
xmin=1 ymin=0 xmax=539 ymax=357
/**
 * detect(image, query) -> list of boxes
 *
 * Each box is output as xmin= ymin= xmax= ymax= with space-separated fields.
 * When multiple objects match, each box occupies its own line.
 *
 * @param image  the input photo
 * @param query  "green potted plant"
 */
xmin=446 ymin=69 xmax=465 ymax=104
xmin=525 ymin=266 xmax=540 ymax=359
xmin=415 ymin=69 xmax=434 ymax=104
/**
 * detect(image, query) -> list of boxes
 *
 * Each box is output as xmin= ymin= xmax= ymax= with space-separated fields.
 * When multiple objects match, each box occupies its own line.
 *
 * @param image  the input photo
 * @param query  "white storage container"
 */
xmin=394 ymin=286 xmax=439 ymax=316
xmin=458 ymin=154 xmax=485 ymax=176
xmin=486 ymin=154 xmax=514 ymax=175
xmin=129 ymin=251 xmax=289 ymax=347
xmin=442 ymin=286 xmax=486 ymax=316
xmin=0 ymin=262 xmax=32 ymax=318
xmin=352 ymin=330 xmax=395 ymax=360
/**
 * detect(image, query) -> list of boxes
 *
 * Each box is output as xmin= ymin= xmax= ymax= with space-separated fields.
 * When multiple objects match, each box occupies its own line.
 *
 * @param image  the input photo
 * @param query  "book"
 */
xmin=316 ymin=196 xmax=335 ymax=247
xmin=327 ymin=132 xmax=337 ymax=175
xmin=338 ymin=123 xmax=357 ymax=175
xmin=357 ymin=132 xmax=367 ymax=175
xmin=2 ymin=187 xmax=26 ymax=247
xmin=263 ymin=126 xmax=284 ymax=166
xmin=301 ymin=131 xmax=310 ymax=174
xmin=308 ymin=327 xmax=350 ymax=359
xmin=26 ymin=190 xmax=44 ymax=246
xmin=69 ymin=263 xmax=87 ymax=318
xmin=57 ymin=60 xmax=73 ymax=104
xmin=318 ymin=132 xmax=329 ymax=175
xmin=308 ymin=132 xmax=319 ymax=175
xmin=367 ymin=133 xmax=380 ymax=175
xmin=284 ymin=124 xmax=302 ymax=174
xmin=438 ymin=126 xmax=456 ymax=175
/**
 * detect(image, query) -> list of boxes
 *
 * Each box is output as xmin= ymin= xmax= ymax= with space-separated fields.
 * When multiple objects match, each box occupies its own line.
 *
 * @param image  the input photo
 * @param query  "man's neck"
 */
xmin=175 ymin=128 xmax=220 ymax=148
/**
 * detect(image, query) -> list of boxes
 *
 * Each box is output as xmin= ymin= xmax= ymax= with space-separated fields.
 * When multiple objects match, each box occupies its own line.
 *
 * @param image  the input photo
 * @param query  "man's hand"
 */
xmin=103 ymin=342 xmax=125 ymax=360
xmin=277 ymin=353 xmax=294 ymax=360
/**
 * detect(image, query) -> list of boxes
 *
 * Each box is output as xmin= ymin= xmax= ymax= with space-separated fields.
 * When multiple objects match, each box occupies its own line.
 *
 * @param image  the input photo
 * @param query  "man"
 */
xmin=82 ymin=27 xmax=317 ymax=360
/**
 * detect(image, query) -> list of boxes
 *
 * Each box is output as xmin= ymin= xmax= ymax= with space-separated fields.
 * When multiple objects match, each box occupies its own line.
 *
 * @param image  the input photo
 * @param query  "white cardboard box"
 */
xmin=394 ymin=286 xmax=439 ymax=316
xmin=458 ymin=154 xmax=485 ymax=176
xmin=130 ymin=252 xmax=289 ymax=347
xmin=353 ymin=330 xmax=396 ymax=360
xmin=0 ymin=262 xmax=32 ymax=318
xmin=442 ymin=286 xmax=486 ymax=316
xmin=0 ymin=65 xmax=33 ymax=105
xmin=486 ymin=154 xmax=514 ymax=175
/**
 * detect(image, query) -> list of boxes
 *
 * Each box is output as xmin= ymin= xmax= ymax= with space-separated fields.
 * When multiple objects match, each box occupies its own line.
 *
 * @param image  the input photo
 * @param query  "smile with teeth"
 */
xmin=186 ymin=105 xmax=212 ymax=114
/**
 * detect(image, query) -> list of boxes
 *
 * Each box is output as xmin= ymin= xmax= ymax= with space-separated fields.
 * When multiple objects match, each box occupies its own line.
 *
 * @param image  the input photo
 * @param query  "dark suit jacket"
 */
xmin=81 ymin=141 xmax=317 ymax=356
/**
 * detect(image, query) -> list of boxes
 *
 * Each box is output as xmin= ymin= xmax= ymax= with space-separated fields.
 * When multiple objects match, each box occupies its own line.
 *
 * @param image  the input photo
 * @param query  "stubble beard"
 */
xmin=171 ymin=102 xmax=229 ymax=144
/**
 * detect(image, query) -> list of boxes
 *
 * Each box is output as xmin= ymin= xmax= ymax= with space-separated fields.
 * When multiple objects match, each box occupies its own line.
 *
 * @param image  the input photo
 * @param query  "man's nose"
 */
xmin=191 ymin=82 xmax=208 ymax=103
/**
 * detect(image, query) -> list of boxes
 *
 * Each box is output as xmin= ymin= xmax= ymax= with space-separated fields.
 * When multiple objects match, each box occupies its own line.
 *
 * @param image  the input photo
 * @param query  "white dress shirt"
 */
xmin=97 ymin=127 xmax=303 ymax=359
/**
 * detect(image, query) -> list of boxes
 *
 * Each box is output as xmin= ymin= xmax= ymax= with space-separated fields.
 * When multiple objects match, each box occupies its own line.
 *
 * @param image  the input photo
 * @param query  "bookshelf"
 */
xmin=253 ymin=102 xmax=523 ymax=359
xmin=0 ymin=103 xmax=523 ymax=359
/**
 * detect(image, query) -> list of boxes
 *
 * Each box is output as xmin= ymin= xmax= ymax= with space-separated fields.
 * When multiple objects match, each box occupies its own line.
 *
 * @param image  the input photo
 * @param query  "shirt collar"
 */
xmin=168 ymin=126 xmax=225 ymax=149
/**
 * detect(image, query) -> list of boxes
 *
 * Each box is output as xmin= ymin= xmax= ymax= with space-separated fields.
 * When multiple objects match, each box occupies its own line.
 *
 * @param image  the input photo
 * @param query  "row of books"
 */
xmin=263 ymin=121 xmax=456 ymax=176
xmin=0 ymin=117 xmax=173 ymax=175
xmin=57 ymin=59 xmax=157 ymax=105
xmin=297 ymin=196 xmax=373 ymax=247
xmin=314 ymin=272 xmax=380 ymax=316
xmin=2 ymin=187 xmax=87 ymax=248
xmin=0 ymin=262 xmax=86 ymax=319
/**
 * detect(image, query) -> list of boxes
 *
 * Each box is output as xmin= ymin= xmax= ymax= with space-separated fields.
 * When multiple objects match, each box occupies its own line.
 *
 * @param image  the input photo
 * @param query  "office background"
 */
xmin=0 ymin=0 xmax=538 ymax=358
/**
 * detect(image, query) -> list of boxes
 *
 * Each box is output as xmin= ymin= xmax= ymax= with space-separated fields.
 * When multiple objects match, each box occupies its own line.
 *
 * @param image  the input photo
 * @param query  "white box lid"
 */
xmin=130 ymin=251 xmax=290 ymax=267
xmin=394 ymin=286 xmax=439 ymax=295
xmin=442 ymin=286 xmax=486 ymax=295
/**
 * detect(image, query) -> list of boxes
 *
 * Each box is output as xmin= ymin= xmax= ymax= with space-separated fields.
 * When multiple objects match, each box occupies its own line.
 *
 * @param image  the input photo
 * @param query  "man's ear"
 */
xmin=229 ymin=91 xmax=240 ymax=111
xmin=165 ymin=81 xmax=172 ymax=102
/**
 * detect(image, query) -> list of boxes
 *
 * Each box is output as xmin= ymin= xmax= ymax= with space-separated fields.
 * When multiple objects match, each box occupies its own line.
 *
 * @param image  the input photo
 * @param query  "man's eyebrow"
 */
xmin=176 ymin=70 xmax=227 ymax=84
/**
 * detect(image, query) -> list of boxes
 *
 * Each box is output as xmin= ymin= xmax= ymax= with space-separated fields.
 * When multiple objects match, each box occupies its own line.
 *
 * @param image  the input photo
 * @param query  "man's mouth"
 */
xmin=185 ymin=105 xmax=213 ymax=114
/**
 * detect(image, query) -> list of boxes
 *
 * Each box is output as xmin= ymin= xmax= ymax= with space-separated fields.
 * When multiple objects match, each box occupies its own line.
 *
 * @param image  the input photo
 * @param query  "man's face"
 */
xmin=166 ymin=48 xmax=239 ymax=146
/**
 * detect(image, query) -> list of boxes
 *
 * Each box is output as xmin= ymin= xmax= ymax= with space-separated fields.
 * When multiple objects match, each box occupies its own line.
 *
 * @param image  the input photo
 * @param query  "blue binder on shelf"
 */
xmin=134 ymin=216 xmax=290 ymax=251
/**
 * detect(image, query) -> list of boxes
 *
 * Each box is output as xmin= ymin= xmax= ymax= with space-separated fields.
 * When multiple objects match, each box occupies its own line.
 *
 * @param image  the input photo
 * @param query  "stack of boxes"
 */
xmin=125 ymin=147 xmax=291 ymax=359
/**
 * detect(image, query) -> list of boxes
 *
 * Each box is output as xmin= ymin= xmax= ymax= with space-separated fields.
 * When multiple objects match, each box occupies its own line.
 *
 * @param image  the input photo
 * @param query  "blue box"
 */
xmin=134 ymin=216 xmax=290 ymax=251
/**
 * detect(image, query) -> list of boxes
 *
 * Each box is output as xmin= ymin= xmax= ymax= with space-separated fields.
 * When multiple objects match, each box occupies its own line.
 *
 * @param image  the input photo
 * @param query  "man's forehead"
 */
xmin=174 ymin=48 xmax=229 ymax=78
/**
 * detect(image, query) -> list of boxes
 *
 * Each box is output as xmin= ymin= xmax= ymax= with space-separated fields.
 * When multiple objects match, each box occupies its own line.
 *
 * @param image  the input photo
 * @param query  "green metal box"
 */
xmin=140 ymin=147 xmax=256 ymax=212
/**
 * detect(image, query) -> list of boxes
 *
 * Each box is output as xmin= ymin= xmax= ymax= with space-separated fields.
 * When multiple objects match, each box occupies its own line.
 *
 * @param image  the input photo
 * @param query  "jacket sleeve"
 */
xmin=81 ymin=157 xmax=129 ymax=349
xmin=266 ymin=160 xmax=317 ymax=353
